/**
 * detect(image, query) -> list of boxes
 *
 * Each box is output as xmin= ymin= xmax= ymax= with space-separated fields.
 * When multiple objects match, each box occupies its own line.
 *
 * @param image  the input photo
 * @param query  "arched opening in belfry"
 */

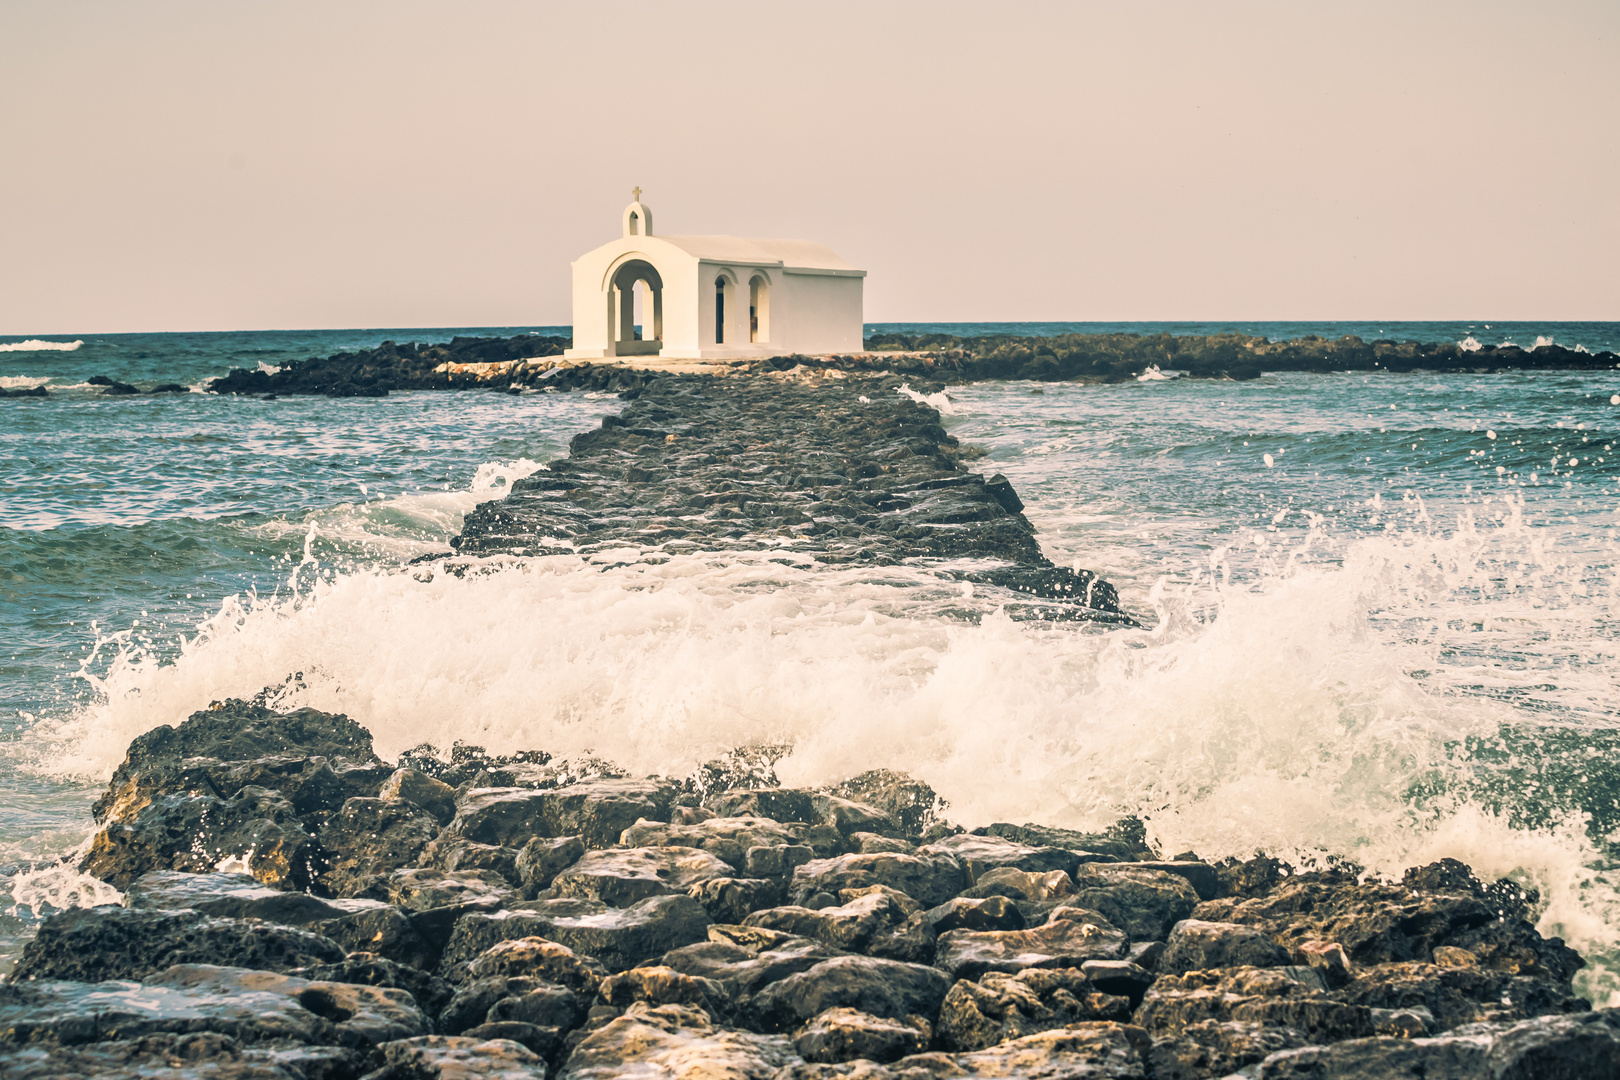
xmin=610 ymin=259 xmax=662 ymax=356
xmin=627 ymin=211 xmax=640 ymax=236
xmin=714 ymin=276 xmax=730 ymax=345
xmin=749 ymin=275 xmax=770 ymax=343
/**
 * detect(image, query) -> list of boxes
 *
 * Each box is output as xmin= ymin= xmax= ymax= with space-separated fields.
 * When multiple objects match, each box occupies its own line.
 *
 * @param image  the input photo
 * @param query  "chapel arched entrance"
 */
xmin=609 ymin=259 xmax=662 ymax=356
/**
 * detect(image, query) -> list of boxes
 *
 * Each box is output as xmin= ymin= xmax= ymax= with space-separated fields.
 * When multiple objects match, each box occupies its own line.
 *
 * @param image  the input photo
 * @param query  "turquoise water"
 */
xmin=3 ymin=323 xmax=1620 ymax=1004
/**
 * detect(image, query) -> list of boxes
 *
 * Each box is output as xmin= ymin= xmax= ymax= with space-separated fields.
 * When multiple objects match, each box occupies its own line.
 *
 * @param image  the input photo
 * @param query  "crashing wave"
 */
xmin=1458 ymin=336 xmax=1483 ymax=353
xmin=0 ymin=339 xmax=82 ymax=352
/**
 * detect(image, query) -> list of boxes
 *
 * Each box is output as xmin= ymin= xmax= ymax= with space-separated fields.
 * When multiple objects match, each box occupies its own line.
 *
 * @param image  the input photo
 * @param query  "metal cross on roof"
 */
xmin=632 ymin=186 xmax=642 ymax=202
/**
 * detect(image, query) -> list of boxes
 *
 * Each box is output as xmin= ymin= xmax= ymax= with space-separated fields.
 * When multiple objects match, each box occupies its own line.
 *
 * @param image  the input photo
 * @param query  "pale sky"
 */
xmin=2 ymin=1 xmax=1615 ymax=333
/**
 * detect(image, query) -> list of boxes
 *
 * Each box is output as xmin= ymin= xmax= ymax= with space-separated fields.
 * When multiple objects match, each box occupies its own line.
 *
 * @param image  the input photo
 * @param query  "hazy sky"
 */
xmin=3 ymin=1 xmax=1615 ymax=333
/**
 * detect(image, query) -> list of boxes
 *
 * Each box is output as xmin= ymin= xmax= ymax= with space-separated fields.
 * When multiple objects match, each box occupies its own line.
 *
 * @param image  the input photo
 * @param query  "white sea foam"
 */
xmin=1458 ymin=336 xmax=1483 ymax=352
xmin=1535 ymin=335 xmax=1556 ymax=349
xmin=0 ymin=376 xmax=50 ymax=390
xmin=26 ymin=491 xmax=1620 ymax=1003
xmin=0 ymin=339 xmax=81 ymax=352
xmin=1137 ymin=365 xmax=1170 ymax=381
xmin=257 ymin=361 xmax=282 ymax=375
xmin=898 ymin=383 xmax=957 ymax=416
xmin=251 ymin=457 xmax=546 ymax=559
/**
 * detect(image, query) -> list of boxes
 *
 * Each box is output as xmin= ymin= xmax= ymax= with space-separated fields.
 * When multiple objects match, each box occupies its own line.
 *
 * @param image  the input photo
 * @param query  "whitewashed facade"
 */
xmin=563 ymin=191 xmax=866 ymax=360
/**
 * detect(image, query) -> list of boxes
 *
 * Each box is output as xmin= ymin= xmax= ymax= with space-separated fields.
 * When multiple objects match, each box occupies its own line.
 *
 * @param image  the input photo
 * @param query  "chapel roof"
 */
xmin=654 ymin=234 xmax=861 ymax=274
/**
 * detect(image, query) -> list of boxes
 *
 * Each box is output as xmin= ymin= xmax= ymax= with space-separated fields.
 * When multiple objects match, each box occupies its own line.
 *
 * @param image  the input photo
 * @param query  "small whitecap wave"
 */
xmin=0 ymin=339 xmax=82 ymax=353
xmin=1137 ymin=365 xmax=1170 ymax=382
xmin=1535 ymin=336 xmax=1555 ymax=349
xmin=1458 ymin=336 xmax=1483 ymax=353
xmin=257 ymin=361 xmax=282 ymax=375
xmin=898 ymin=382 xmax=956 ymax=416
xmin=0 ymin=376 xmax=50 ymax=390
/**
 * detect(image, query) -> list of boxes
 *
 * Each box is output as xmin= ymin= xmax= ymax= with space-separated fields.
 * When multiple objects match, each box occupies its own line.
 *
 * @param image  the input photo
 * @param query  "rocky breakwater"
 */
xmin=863 ymin=330 xmax=1620 ymax=382
xmin=6 ymin=699 xmax=1618 ymax=1078
xmin=449 ymin=372 xmax=1127 ymax=621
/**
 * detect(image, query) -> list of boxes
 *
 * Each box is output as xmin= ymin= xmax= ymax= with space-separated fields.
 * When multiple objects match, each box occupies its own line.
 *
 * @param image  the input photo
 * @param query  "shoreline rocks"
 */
xmin=5 ymin=700 xmax=1614 ymax=1078
xmin=191 ymin=330 xmax=1620 ymax=400
xmin=450 ymin=373 xmax=1129 ymax=622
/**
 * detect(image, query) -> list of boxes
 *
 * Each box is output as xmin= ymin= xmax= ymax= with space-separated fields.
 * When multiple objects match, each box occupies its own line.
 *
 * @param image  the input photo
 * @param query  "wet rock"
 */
xmin=463 ymin=936 xmax=609 ymax=997
xmin=317 ymin=796 xmax=442 ymax=898
xmin=1161 ymin=919 xmax=1294 ymax=974
xmin=125 ymin=869 xmax=351 ymax=923
xmin=122 ymin=868 xmax=429 ymax=968
xmin=82 ymin=785 xmax=321 ymax=891
xmin=1339 ymin=960 xmax=1590 ymax=1031
xmin=0 ymin=1032 xmax=360 ymax=1080
xmin=290 ymin=952 xmax=453 ymax=1017
xmin=1147 ymin=1019 xmax=1310 ymax=1080
xmin=380 ymin=767 xmax=459 ymax=825
xmin=688 ymin=876 xmax=782 ymax=923
xmin=440 ymin=975 xmax=584 ymax=1036
xmin=936 ymin=967 xmax=1132 ymax=1051
xmin=705 ymin=787 xmax=819 ymax=825
xmin=447 ymin=779 xmax=678 ymax=850
xmin=13 ymin=906 xmax=345 ymax=983
xmin=1080 ymin=960 xmax=1156 ymax=1007
xmin=972 ymin=819 xmax=1152 ymax=862
xmin=744 ymin=843 xmax=818 ymax=879
xmin=794 ymin=1006 xmax=929 ymax=1064
xmin=744 ymin=891 xmax=913 ymax=954
xmin=920 ymin=1022 xmax=1151 ymax=1079
xmin=1135 ymin=965 xmax=1375 ymax=1044
xmin=962 ymin=866 xmax=1077 ymax=903
xmin=91 ymin=700 xmax=382 ymax=825
xmin=1068 ymin=864 xmax=1201 ymax=941
xmin=424 ymin=838 xmax=521 ymax=884
xmin=366 ymin=1034 xmax=550 ymax=1079
xmin=454 ymin=376 xmax=1125 ymax=621
xmin=919 ymin=896 xmax=1026 ymax=941
xmin=1192 ymin=870 xmax=1582 ymax=980
xmin=440 ymin=894 xmax=710 ymax=974
xmin=548 ymin=846 xmax=733 ymax=905
xmin=1126 ymin=861 xmax=1220 ymax=902
xmin=516 ymin=834 xmax=586 ymax=897
xmin=558 ymin=1002 xmax=797 ymax=1079
xmin=318 ymin=902 xmax=431 ymax=969
xmin=919 ymin=833 xmax=1081 ymax=882
xmin=749 ymin=955 xmax=951 ymax=1031
xmin=600 ymin=964 xmax=727 ymax=1018
xmin=791 ymin=851 xmax=967 ymax=908
xmin=935 ymin=906 xmax=1129 ymax=980
xmin=828 ymin=770 xmax=947 ymax=837
xmin=0 ymin=963 xmax=425 ymax=1050
xmin=622 ymin=815 xmax=803 ymax=869
xmin=656 ymin=929 xmax=845 ymax=1002
xmin=388 ymin=867 xmax=519 ymax=912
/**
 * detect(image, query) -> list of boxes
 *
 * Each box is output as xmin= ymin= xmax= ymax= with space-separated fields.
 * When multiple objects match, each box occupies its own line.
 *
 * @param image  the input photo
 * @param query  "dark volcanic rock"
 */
xmin=316 ymin=796 xmax=443 ymax=898
xmin=0 ymin=964 xmax=425 ymax=1051
xmin=748 ymin=955 xmax=951 ymax=1031
xmin=935 ymin=967 xmax=1132 ymax=1051
xmin=446 ymin=779 xmax=679 ymax=850
xmin=451 ymin=375 xmax=1128 ymax=622
xmin=13 ymin=906 xmax=345 ymax=983
xmin=934 ymin=906 xmax=1129 ymax=980
xmin=440 ymin=895 xmax=712 ymax=974
xmin=793 ymin=1006 xmax=929 ymax=1063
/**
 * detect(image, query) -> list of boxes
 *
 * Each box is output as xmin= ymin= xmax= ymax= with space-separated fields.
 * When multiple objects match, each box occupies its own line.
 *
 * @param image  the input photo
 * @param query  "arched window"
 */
xmin=627 ymin=211 xmax=640 ymax=236
xmin=715 ymin=276 xmax=727 ymax=344
xmin=749 ymin=275 xmax=770 ymax=343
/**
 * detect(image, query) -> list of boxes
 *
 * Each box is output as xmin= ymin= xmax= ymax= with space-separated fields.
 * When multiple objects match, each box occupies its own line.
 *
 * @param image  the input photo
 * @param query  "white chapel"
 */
xmin=562 ymin=190 xmax=866 ymax=361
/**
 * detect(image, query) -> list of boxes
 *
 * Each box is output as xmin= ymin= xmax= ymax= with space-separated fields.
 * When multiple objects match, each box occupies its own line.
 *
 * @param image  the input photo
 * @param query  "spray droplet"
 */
xmin=1263 ymin=453 xmax=1274 ymax=468
xmin=1487 ymin=431 xmax=1497 ymax=440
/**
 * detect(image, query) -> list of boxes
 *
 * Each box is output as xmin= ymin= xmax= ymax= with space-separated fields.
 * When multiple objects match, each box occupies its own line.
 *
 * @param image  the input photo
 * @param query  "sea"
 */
xmin=4 ymin=320 xmax=1620 ymax=1003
